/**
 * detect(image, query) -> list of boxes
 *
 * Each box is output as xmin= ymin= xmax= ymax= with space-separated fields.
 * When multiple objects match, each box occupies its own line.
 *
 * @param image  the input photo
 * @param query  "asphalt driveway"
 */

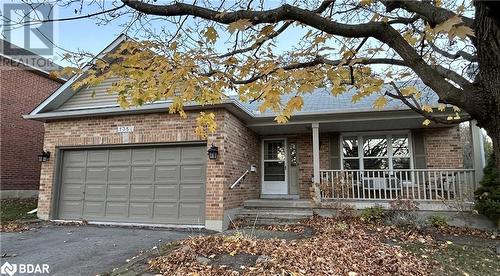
xmin=0 ymin=224 xmax=199 ymax=275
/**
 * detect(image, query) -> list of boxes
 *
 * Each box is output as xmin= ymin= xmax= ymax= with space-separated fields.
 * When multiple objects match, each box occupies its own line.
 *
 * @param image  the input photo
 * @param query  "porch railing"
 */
xmin=319 ymin=169 xmax=476 ymax=202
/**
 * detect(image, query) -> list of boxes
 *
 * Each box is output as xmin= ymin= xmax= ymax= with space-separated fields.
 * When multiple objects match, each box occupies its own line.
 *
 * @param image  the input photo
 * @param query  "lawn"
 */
xmin=144 ymin=216 xmax=499 ymax=276
xmin=0 ymin=198 xmax=38 ymax=224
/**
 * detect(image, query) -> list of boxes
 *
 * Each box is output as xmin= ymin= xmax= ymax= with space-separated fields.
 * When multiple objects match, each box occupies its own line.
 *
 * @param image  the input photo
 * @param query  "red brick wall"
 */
xmin=222 ymin=112 xmax=260 ymax=210
xmin=0 ymin=59 xmax=62 ymax=191
xmin=37 ymin=109 xmax=260 ymax=221
xmin=423 ymin=126 xmax=463 ymax=168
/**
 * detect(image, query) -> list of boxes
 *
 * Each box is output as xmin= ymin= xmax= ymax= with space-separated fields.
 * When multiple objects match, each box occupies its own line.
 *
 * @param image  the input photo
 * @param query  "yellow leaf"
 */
xmin=400 ymin=86 xmax=418 ymax=96
xmin=359 ymin=0 xmax=373 ymax=6
xmin=298 ymin=83 xmax=315 ymax=93
xmin=422 ymin=104 xmax=433 ymax=113
xmin=331 ymin=86 xmax=346 ymax=96
xmin=203 ymin=26 xmax=218 ymax=43
xmin=438 ymin=104 xmax=446 ymax=112
xmin=452 ymin=106 xmax=461 ymax=112
xmin=373 ymin=96 xmax=388 ymax=110
xmin=434 ymin=16 xmax=462 ymax=33
xmin=423 ymin=119 xmax=431 ymax=126
xmin=228 ymin=19 xmax=252 ymax=34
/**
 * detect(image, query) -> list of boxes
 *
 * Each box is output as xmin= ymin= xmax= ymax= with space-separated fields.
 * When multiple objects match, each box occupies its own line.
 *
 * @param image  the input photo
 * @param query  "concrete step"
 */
xmin=239 ymin=208 xmax=313 ymax=216
xmin=243 ymin=199 xmax=312 ymax=209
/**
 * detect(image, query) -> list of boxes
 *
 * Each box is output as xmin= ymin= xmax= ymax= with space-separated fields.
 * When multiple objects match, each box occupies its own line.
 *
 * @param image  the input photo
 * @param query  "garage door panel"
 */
xmin=87 ymin=150 xmax=108 ymax=166
xmin=108 ymin=167 xmax=130 ymax=182
xmin=130 ymin=184 xmax=153 ymax=200
xmin=179 ymin=203 xmax=204 ymax=222
xmin=60 ymin=201 xmax=83 ymax=218
xmin=153 ymin=203 xmax=178 ymax=218
xmin=181 ymin=147 xmax=205 ymax=164
xmin=154 ymin=184 xmax=179 ymax=201
xmin=106 ymin=202 xmax=128 ymax=218
xmin=65 ymin=151 xmax=86 ymax=166
xmin=109 ymin=149 xmax=131 ymax=165
xmin=129 ymin=203 xmax=153 ymax=219
xmin=180 ymin=165 xmax=204 ymax=182
xmin=59 ymin=146 xmax=205 ymax=225
xmin=62 ymin=167 xmax=85 ymax=183
xmin=85 ymin=184 xmax=106 ymax=200
xmin=83 ymin=201 xmax=105 ymax=217
xmin=86 ymin=167 xmax=107 ymax=183
xmin=132 ymin=166 xmax=154 ymax=182
xmin=107 ymin=184 xmax=129 ymax=201
xmin=180 ymin=184 xmax=204 ymax=200
xmin=156 ymin=166 xmax=178 ymax=183
xmin=156 ymin=148 xmax=180 ymax=164
xmin=61 ymin=183 xmax=84 ymax=199
xmin=132 ymin=148 xmax=155 ymax=165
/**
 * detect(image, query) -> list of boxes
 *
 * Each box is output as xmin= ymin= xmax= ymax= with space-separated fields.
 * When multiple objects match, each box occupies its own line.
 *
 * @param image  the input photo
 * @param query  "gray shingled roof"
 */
xmin=237 ymin=81 xmax=439 ymax=115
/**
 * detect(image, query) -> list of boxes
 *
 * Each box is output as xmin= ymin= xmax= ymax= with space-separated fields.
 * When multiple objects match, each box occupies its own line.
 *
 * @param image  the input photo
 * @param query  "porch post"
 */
xmin=312 ymin=122 xmax=321 ymax=202
xmin=470 ymin=120 xmax=485 ymax=188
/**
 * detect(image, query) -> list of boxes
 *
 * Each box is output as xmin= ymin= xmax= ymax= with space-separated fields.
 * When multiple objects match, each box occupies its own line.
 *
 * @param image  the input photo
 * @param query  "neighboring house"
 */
xmin=0 ymin=39 xmax=65 ymax=198
xmin=25 ymin=35 xmax=485 ymax=231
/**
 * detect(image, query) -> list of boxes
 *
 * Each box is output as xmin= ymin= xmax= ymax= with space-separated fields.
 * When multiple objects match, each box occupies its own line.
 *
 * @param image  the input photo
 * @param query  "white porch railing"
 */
xmin=319 ymin=169 xmax=476 ymax=202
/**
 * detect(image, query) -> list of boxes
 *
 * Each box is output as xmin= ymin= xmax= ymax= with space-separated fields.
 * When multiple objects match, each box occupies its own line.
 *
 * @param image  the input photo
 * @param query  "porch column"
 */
xmin=470 ymin=120 xmax=485 ymax=187
xmin=312 ymin=122 xmax=321 ymax=202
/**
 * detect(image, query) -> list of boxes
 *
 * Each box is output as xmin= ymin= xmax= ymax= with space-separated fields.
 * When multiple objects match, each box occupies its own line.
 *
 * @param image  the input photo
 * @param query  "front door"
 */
xmin=262 ymin=139 xmax=287 ymax=194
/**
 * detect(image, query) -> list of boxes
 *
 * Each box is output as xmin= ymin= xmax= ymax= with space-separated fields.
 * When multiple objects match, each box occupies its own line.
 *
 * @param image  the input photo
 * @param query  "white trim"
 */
xmin=261 ymin=138 xmax=288 ymax=195
xmin=29 ymin=34 xmax=128 ymax=115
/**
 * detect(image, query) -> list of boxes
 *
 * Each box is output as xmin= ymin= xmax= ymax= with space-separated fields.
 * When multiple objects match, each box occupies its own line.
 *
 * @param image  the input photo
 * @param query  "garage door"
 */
xmin=57 ymin=145 xmax=206 ymax=225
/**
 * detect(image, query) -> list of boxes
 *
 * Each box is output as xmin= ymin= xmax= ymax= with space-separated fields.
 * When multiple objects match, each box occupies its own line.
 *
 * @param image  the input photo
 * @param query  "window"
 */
xmin=341 ymin=133 xmax=412 ymax=170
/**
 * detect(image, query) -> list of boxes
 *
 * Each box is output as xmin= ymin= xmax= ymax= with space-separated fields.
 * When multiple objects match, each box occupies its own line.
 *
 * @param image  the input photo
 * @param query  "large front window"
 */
xmin=342 ymin=133 xmax=412 ymax=170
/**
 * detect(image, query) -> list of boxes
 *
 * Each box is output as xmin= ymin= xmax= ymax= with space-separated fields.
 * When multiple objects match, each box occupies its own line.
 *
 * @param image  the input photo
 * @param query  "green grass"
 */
xmin=0 ymin=198 xmax=38 ymax=224
xmin=403 ymin=240 xmax=500 ymax=276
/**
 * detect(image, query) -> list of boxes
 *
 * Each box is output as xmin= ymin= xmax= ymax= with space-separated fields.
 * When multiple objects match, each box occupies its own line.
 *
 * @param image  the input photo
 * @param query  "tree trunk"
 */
xmin=474 ymin=1 xmax=500 ymax=173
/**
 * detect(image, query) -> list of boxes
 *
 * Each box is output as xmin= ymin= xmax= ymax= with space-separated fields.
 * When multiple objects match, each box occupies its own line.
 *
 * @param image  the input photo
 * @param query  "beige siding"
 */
xmin=57 ymin=77 xmax=121 ymax=111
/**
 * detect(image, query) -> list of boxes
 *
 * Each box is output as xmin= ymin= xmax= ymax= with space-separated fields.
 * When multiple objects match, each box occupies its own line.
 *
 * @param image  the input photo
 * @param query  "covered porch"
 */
xmin=248 ymin=110 xmax=485 ymax=209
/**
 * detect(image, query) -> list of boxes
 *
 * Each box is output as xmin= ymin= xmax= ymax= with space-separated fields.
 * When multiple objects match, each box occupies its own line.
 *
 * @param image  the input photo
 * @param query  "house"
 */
xmin=0 ymin=39 xmax=65 ymax=198
xmin=24 ymin=35 xmax=485 ymax=231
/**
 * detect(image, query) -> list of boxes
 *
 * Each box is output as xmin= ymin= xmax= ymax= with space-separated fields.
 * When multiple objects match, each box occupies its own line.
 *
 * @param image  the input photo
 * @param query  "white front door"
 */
xmin=262 ymin=139 xmax=288 ymax=194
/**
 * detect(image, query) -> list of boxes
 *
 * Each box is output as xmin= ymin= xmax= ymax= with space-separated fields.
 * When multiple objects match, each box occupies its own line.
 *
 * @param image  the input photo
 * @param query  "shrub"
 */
xmin=360 ymin=205 xmax=386 ymax=223
xmin=386 ymin=198 xmax=420 ymax=228
xmin=474 ymin=153 xmax=500 ymax=226
xmin=336 ymin=204 xmax=357 ymax=220
xmin=428 ymin=215 xmax=449 ymax=228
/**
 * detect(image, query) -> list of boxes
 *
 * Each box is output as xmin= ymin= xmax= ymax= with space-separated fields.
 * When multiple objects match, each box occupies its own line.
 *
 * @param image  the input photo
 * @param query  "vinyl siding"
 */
xmin=56 ymin=77 xmax=121 ymax=111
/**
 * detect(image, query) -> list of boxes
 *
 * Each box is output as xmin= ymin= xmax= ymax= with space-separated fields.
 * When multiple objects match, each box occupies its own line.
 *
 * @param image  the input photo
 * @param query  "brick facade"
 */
xmin=423 ymin=126 xmax=463 ymax=169
xmin=296 ymin=133 xmax=330 ymax=199
xmin=0 ymin=59 xmax=62 ymax=192
xmin=37 ymin=109 xmax=260 ymax=223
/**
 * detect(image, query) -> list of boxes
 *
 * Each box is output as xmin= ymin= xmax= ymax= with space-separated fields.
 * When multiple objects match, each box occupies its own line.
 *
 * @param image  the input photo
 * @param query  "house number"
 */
xmin=117 ymin=126 xmax=134 ymax=133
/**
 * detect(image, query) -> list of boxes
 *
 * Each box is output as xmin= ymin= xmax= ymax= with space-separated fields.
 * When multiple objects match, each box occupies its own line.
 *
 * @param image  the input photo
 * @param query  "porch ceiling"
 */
xmin=248 ymin=110 xmax=450 ymax=135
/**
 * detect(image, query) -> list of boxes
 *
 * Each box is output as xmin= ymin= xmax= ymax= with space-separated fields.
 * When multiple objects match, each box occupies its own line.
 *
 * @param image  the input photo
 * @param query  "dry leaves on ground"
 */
xmin=149 ymin=217 xmax=437 ymax=275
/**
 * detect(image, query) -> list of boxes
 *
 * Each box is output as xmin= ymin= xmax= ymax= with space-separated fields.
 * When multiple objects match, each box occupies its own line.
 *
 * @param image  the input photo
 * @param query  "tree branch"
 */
xmin=386 ymin=82 xmax=471 ymax=124
xmin=382 ymin=0 xmax=474 ymax=28
xmin=428 ymin=41 xmax=478 ymax=62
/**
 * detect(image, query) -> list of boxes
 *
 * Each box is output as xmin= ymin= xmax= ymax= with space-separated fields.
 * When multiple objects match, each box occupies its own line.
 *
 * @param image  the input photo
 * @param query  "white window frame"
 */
xmin=339 ymin=131 xmax=414 ymax=171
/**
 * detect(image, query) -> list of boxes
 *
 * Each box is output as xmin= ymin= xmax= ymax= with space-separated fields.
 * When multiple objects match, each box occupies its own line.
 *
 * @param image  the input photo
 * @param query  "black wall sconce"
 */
xmin=38 ymin=150 xmax=51 ymax=162
xmin=207 ymin=144 xmax=219 ymax=160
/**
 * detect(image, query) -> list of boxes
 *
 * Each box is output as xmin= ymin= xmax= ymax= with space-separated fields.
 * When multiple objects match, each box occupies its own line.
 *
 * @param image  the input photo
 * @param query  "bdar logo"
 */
xmin=0 ymin=262 xmax=17 ymax=276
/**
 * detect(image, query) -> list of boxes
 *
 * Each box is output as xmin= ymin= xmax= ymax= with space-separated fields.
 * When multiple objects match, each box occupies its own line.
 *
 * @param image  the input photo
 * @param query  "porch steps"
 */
xmin=237 ymin=199 xmax=314 ymax=225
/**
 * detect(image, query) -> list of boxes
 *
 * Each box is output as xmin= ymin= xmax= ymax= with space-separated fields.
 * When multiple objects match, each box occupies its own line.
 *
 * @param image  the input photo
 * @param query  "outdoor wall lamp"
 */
xmin=207 ymin=144 xmax=219 ymax=160
xmin=38 ymin=150 xmax=51 ymax=162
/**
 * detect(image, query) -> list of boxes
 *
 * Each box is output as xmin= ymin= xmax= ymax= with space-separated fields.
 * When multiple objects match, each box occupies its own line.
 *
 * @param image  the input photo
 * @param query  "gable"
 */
xmin=56 ymin=77 xmax=121 ymax=111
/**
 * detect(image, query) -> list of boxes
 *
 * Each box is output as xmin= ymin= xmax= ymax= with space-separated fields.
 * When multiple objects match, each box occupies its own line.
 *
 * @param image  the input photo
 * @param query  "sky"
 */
xmin=0 ymin=0 xmax=308 ymax=67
